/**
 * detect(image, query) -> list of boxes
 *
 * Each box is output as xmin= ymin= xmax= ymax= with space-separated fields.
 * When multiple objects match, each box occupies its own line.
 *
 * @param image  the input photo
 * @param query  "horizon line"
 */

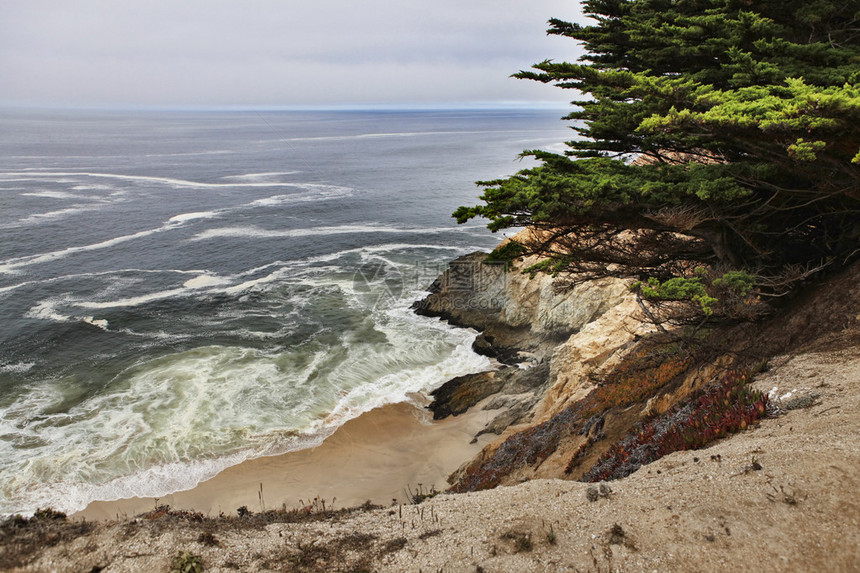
xmin=0 ymin=100 xmax=573 ymax=113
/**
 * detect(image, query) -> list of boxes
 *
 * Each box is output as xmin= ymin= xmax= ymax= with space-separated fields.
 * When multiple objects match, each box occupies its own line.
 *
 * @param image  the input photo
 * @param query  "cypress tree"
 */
xmin=456 ymin=0 xmax=860 ymax=322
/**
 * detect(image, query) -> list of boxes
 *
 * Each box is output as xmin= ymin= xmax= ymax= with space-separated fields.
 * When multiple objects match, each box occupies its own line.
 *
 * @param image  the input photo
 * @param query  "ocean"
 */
xmin=0 ymin=108 xmax=569 ymax=516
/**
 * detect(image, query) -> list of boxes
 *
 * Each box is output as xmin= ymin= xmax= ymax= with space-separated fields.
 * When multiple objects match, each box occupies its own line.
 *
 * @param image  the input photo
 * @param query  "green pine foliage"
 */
xmin=486 ymin=240 xmax=529 ymax=267
xmin=630 ymin=266 xmax=761 ymax=325
xmin=634 ymin=276 xmax=718 ymax=315
xmin=456 ymin=0 xmax=860 ymax=321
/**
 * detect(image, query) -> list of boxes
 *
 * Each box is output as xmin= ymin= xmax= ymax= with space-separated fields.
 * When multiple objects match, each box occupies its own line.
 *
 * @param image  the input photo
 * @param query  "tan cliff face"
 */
xmin=417 ymin=229 xmax=653 ymax=392
xmin=422 ymin=235 xmax=860 ymax=492
xmin=490 ymin=258 xmax=632 ymax=339
xmin=414 ymin=229 xmax=637 ymax=361
xmin=539 ymin=295 xmax=655 ymax=420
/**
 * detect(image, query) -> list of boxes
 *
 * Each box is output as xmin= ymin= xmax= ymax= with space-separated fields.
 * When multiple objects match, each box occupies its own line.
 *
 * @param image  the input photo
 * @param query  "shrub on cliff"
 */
xmin=456 ymin=0 xmax=860 ymax=322
xmin=450 ymin=343 xmax=692 ymax=492
xmin=580 ymin=370 xmax=768 ymax=481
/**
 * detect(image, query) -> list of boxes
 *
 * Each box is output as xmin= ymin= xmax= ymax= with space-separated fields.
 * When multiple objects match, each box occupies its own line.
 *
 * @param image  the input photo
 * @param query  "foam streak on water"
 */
xmin=0 ymin=109 xmax=572 ymax=516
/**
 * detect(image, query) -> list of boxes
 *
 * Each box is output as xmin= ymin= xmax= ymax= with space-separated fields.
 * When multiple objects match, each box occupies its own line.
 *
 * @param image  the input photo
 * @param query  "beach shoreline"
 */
xmin=76 ymin=397 xmax=500 ymax=521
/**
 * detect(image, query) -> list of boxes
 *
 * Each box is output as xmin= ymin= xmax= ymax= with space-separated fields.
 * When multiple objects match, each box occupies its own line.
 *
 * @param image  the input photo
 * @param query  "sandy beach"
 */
xmin=77 ymin=398 xmax=500 ymax=521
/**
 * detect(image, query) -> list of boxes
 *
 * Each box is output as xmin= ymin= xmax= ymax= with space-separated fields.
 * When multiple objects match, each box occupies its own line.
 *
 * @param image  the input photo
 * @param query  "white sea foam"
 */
xmin=0 ymin=268 xmax=207 ymax=296
xmin=246 ymin=185 xmax=353 ymax=206
xmin=351 ymin=242 xmax=463 ymax=254
xmin=70 ymin=184 xmax=114 ymax=191
xmin=183 ymin=274 xmax=231 ymax=289
xmin=0 ymin=227 xmax=165 ymax=273
xmin=0 ymin=344 xmax=333 ymax=514
xmin=0 ymin=210 xmax=218 ymax=273
xmin=0 ymin=281 xmax=34 ymax=295
xmin=191 ymin=224 xmax=457 ymax=242
xmin=25 ymin=299 xmax=72 ymax=322
xmin=157 ymin=188 xmax=352 ymax=229
xmin=81 ymin=316 xmax=109 ymax=329
xmin=0 ymin=362 xmax=35 ymax=374
xmin=25 ymin=300 xmax=112 ymax=327
xmin=14 ymin=454 xmax=253 ymax=517
xmin=199 ymin=242 xmax=465 ymax=297
xmin=248 ymin=195 xmax=292 ymax=207
xmin=138 ymin=150 xmax=234 ymax=159
xmin=276 ymin=129 xmax=517 ymax=143
xmin=76 ymin=288 xmax=188 ymax=310
xmin=325 ymin=340 xmax=487 ymax=425
xmin=113 ymin=328 xmax=195 ymax=342
xmin=15 ymin=205 xmax=103 ymax=226
xmin=3 ymin=314 xmax=488 ymax=518
xmin=20 ymin=190 xmax=82 ymax=200
xmin=0 ymin=171 xmax=307 ymax=190
xmin=222 ymin=171 xmax=299 ymax=180
xmin=191 ymin=225 xmax=375 ymax=240
xmin=167 ymin=211 xmax=219 ymax=224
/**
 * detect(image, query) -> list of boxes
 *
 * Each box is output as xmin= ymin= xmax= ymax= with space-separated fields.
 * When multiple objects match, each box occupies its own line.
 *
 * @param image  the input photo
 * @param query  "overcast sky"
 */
xmin=0 ymin=1 xmax=587 ymax=109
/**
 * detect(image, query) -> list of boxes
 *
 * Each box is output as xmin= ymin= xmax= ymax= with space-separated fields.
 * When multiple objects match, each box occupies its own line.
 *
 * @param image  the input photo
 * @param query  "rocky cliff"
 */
xmin=413 ymin=249 xmax=634 ymax=364
xmin=415 ymin=232 xmax=860 ymax=492
xmin=412 ymin=231 xmax=661 ymax=486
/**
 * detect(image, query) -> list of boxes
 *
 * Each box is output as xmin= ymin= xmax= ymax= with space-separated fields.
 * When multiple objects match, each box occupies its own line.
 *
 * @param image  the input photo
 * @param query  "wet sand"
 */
xmin=77 ymin=400 xmax=498 ymax=520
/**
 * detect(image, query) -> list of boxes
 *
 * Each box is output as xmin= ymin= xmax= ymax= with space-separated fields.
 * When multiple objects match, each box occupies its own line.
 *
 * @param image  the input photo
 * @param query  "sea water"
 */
xmin=0 ymin=109 xmax=569 ymax=515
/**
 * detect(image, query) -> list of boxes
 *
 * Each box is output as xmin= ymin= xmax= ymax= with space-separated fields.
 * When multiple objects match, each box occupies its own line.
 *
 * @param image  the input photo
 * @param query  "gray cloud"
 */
xmin=0 ymin=0 xmax=587 ymax=107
